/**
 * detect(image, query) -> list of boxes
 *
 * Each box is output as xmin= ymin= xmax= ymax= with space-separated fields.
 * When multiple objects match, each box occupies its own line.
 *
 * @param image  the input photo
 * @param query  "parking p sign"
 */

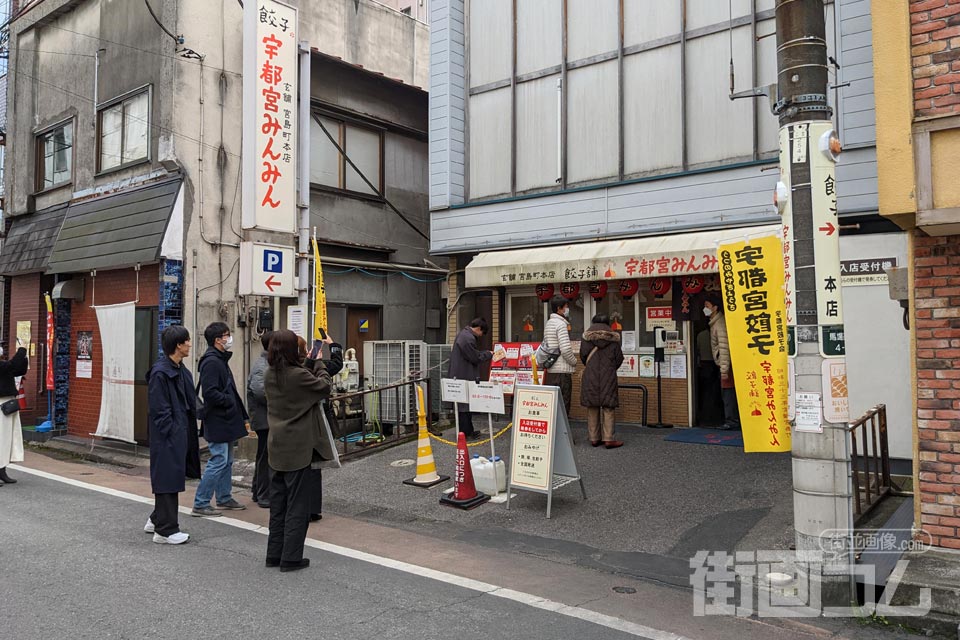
xmin=240 ymin=242 xmax=295 ymax=297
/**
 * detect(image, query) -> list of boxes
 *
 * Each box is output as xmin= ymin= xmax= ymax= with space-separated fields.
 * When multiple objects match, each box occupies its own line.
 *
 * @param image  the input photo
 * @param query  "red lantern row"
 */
xmin=536 ymin=279 xmax=651 ymax=301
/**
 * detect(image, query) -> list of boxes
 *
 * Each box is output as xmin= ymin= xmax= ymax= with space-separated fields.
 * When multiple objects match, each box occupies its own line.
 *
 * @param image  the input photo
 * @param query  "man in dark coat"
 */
xmin=145 ymin=325 xmax=197 ymax=544
xmin=192 ymin=322 xmax=250 ymax=517
xmin=447 ymin=317 xmax=492 ymax=439
xmin=579 ymin=315 xmax=625 ymax=449
xmin=247 ymin=331 xmax=273 ymax=508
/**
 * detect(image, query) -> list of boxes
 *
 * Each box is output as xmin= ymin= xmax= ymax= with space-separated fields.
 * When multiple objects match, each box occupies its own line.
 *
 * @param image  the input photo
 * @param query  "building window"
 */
xmin=311 ymin=114 xmax=383 ymax=197
xmin=36 ymin=121 xmax=73 ymax=191
xmin=98 ymin=89 xmax=150 ymax=172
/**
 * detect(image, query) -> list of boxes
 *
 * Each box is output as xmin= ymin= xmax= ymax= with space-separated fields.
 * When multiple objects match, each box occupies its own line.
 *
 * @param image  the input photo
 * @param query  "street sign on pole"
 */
xmin=239 ymin=242 xmax=296 ymax=297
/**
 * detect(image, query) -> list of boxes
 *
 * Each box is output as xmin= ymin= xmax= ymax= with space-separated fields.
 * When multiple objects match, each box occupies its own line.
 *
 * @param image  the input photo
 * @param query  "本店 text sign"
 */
xmin=718 ymin=235 xmax=791 ymax=453
xmin=243 ymin=0 xmax=298 ymax=232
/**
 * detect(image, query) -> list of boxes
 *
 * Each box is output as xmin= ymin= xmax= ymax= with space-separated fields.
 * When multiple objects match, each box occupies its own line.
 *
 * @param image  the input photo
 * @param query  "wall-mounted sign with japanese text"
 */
xmin=840 ymin=257 xmax=897 ymax=287
xmin=809 ymin=122 xmax=844 ymax=331
xmin=243 ymin=0 xmax=298 ymax=232
xmin=645 ymin=306 xmax=676 ymax=332
xmin=717 ymin=235 xmax=791 ymax=453
xmin=779 ymin=126 xmax=797 ymax=333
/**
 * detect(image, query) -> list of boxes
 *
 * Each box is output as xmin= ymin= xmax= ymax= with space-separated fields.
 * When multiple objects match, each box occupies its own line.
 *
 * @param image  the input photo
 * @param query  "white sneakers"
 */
xmin=144 ymin=518 xmax=155 ymax=534
xmin=152 ymin=531 xmax=190 ymax=545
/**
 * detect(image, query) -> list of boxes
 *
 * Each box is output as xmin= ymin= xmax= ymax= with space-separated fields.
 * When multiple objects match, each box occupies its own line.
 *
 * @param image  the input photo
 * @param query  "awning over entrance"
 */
xmin=46 ymin=177 xmax=182 ymax=274
xmin=464 ymin=224 xmax=783 ymax=288
xmin=0 ymin=203 xmax=69 ymax=276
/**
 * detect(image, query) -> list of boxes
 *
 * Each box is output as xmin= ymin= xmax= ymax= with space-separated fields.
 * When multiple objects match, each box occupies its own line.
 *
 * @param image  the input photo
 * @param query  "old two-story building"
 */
xmin=0 ymin=0 xmax=439 ymax=442
xmin=430 ymin=0 xmax=914 ymax=460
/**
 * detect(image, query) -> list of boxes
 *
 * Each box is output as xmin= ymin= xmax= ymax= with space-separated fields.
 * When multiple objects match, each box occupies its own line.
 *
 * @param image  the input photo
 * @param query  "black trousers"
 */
xmin=267 ymin=466 xmax=311 ymax=563
xmin=456 ymin=406 xmax=476 ymax=436
xmin=252 ymin=430 xmax=272 ymax=503
xmin=151 ymin=493 xmax=180 ymax=537
xmin=308 ymin=467 xmax=323 ymax=516
xmin=544 ymin=372 xmax=573 ymax=418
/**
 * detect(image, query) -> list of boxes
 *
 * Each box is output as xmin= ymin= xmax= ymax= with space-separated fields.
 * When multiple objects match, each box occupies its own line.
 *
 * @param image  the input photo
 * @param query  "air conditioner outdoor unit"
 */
xmin=427 ymin=344 xmax=453 ymax=418
xmin=363 ymin=340 xmax=428 ymax=426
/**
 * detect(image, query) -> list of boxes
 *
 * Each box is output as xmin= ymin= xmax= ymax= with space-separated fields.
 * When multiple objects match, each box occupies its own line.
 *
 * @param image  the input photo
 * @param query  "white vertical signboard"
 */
xmin=779 ymin=126 xmax=797 ymax=358
xmin=243 ymin=0 xmax=299 ymax=232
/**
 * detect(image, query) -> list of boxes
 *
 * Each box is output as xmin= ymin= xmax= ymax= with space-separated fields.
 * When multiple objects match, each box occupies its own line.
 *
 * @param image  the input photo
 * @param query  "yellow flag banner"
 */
xmin=717 ymin=235 xmax=791 ymax=453
xmin=313 ymin=238 xmax=328 ymax=340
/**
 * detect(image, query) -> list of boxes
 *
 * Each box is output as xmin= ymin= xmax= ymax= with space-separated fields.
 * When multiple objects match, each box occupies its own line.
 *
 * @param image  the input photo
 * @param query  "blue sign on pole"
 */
xmin=263 ymin=249 xmax=283 ymax=273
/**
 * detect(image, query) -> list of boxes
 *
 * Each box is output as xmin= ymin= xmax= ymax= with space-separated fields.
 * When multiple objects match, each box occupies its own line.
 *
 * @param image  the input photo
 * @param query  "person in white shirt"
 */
xmin=542 ymin=296 xmax=578 ymax=416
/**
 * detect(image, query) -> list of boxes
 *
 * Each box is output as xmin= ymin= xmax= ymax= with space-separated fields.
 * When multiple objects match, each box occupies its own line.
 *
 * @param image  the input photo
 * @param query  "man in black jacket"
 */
xmin=192 ymin=322 xmax=250 ymax=517
xmin=447 ymin=318 xmax=492 ymax=440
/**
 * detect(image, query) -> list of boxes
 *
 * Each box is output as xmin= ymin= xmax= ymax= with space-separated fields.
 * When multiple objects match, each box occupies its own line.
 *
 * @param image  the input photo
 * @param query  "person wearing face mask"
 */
xmin=0 ymin=339 xmax=29 ymax=486
xmin=192 ymin=322 xmax=250 ymax=517
xmin=703 ymin=295 xmax=740 ymax=431
xmin=543 ymin=295 xmax=579 ymax=417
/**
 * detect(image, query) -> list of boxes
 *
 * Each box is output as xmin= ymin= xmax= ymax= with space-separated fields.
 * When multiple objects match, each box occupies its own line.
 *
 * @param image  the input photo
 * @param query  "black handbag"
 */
xmin=1 ymin=398 xmax=20 ymax=416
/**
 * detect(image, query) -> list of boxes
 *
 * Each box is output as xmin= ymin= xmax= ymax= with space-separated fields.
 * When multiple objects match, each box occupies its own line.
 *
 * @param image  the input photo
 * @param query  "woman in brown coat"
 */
xmin=264 ymin=330 xmax=334 ymax=572
xmin=579 ymin=315 xmax=625 ymax=449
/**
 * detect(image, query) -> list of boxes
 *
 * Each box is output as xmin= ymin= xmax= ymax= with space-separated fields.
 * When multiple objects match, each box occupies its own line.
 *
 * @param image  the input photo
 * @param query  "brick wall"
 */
xmin=911 ymin=0 xmax=960 ymax=117
xmin=569 ymin=366 xmax=690 ymax=427
xmin=914 ymin=231 xmax=960 ymax=549
xmin=8 ymin=273 xmax=43 ymax=424
xmin=66 ymin=265 xmax=159 ymax=437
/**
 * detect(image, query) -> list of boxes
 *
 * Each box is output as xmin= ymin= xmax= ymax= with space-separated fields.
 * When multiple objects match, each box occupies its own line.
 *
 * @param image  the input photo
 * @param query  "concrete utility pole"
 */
xmin=774 ymin=0 xmax=854 ymax=606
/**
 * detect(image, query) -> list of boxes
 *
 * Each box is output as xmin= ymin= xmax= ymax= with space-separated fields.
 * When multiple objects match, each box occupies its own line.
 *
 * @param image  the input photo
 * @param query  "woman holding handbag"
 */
xmin=0 ymin=338 xmax=29 ymax=485
xmin=579 ymin=315 xmax=624 ymax=449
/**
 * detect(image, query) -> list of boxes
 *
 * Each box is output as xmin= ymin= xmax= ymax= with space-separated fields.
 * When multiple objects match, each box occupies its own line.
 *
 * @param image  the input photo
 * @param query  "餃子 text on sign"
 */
xmin=717 ymin=235 xmax=791 ymax=453
xmin=242 ymin=0 xmax=298 ymax=232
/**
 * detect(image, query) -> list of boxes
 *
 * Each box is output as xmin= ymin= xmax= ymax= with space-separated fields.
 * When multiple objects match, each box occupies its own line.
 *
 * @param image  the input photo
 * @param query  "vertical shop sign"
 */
xmin=717 ymin=235 xmax=791 ymax=453
xmin=243 ymin=0 xmax=298 ymax=232
xmin=45 ymin=295 xmax=54 ymax=391
xmin=809 ymin=121 xmax=844 ymax=358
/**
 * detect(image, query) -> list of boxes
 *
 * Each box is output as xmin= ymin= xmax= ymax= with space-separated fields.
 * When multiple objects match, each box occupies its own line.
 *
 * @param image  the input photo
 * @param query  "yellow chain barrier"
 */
xmin=428 ymin=422 xmax=513 ymax=447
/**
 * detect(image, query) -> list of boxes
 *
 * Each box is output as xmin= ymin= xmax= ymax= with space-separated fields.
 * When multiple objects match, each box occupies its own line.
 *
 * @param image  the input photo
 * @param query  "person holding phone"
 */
xmin=0 ymin=337 xmax=29 ymax=486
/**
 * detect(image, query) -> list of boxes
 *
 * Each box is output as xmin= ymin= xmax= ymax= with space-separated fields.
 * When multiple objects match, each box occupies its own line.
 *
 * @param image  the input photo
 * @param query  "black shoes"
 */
xmin=279 ymin=558 xmax=310 ymax=573
xmin=265 ymin=557 xmax=281 ymax=568
xmin=0 ymin=468 xmax=16 ymax=484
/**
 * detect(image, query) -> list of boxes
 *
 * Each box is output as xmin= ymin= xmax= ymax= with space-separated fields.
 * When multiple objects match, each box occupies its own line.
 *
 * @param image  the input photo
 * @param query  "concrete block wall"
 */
xmin=911 ymin=0 xmax=960 ymax=118
xmin=914 ymin=231 xmax=960 ymax=549
xmin=66 ymin=265 xmax=159 ymax=438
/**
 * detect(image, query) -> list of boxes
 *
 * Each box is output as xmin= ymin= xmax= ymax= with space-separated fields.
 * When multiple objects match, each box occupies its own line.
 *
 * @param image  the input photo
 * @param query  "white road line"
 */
xmin=11 ymin=464 xmax=690 ymax=640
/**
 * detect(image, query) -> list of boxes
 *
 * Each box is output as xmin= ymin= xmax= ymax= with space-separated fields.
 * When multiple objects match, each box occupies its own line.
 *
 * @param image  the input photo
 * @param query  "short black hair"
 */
xmin=550 ymin=295 xmax=569 ymax=314
xmin=469 ymin=317 xmax=489 ymax=335
xmin=204 ymin=322 xmax=231 ymax=347
xmin=705 ymin=293 xmax=723 ymax=309
xmin=592 ymin=314 xmax=609 ymax=326
xmin=260 ymin=330 xmax=274 ymax=352
xmin=161 ymin=325 xmax=191 ymax=356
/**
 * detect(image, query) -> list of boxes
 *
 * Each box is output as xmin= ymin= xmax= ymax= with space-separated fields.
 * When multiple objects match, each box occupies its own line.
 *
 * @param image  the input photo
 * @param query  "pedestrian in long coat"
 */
xmin=447 ymin=318 xmax=492 ymax=438
xmin=264 ymin=330 xmax=335 ymax=572
xmin=145 ymin=325 xmax=197 ymax=544
xmin=579 ymin=315 xmax=624 ymax=449
xmin=0 ymin=340 xmax=29 ymax=485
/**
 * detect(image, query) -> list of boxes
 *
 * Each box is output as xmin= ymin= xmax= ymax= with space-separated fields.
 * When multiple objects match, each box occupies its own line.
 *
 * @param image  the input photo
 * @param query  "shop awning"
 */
xmin=464 ymin=224 xmax=783 ymax=288
xmin=46 ymin=177 xmax=183 ymax=274
xmin=0 ymin=203 xmax=69 ymax=276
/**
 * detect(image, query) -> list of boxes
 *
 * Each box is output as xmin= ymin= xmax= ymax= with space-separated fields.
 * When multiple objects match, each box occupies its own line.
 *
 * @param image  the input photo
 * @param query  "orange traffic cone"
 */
xmin=403 ymin=385 xmax=449 ymax=488
xmin=440 ymin=432 xmax=490 ymax=510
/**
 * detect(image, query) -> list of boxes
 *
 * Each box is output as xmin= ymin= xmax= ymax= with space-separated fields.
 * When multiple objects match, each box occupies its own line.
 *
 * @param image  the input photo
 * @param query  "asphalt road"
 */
xmin=0 ymin=474 xmax=657 ymax=640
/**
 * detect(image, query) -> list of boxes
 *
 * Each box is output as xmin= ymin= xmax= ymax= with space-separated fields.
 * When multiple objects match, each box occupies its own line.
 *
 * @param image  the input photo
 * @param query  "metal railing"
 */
xmin=847 ymin=404 xmax=893 ymax=521
xmin=618 ymin=383 xmax=648 ymax=427
xmin=328 ymin=377 xmax=431 ymax=460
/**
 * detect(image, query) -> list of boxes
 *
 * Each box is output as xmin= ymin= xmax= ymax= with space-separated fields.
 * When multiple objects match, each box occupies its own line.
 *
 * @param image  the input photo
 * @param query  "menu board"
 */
xmin=490 ymin=342 xmax=541 ymax=394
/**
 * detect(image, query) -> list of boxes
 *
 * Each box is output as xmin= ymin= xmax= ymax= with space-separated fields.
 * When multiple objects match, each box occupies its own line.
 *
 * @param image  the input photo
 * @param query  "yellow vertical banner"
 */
xmin=717 ymin=235 xmax=791 ymax=453
xmin=313 ymin=238 xmax=328 ymax=340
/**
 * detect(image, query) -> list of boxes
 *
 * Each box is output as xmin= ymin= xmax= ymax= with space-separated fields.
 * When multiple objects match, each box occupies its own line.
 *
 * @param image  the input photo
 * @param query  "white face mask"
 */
xmin=703 ymin=307 xmax=713 ymax=317
xmin=223 ymin=336 xmax=234 ymax=350
xmin=563 ymin=308 xmax=570 ymax=318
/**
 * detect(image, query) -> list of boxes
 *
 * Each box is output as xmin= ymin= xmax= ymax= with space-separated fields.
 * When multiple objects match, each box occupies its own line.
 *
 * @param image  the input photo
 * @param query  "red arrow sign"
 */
xmin=818 ymin=222 xmax=836 ymax=236
xmin=264 ymin=275 xmax=281 ymax=292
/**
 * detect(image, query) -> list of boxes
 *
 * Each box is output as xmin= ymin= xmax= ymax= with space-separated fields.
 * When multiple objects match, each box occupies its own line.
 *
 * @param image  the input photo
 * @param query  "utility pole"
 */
xmin=775 ymin=0 xmax=854 ymax=607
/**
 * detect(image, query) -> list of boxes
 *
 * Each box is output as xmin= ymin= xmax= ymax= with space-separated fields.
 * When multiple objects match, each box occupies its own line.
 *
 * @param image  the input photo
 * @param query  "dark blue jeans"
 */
xmin=722 ymin=388 xmax=741 ymax=430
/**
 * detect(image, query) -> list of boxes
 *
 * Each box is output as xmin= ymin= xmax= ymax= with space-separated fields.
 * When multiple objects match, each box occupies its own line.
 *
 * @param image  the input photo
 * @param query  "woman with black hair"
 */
xmin=0 ymin=338 xmax=29 ymax=486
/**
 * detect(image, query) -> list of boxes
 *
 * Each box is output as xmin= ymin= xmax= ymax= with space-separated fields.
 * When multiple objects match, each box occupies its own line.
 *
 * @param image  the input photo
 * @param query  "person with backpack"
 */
xmin=191 ymin=322 xmax=250 ymax=517
xmin=579 ymin=315 xmax=625 ymax=449
xmin=542 ymin=296 xmax=578 ymax=417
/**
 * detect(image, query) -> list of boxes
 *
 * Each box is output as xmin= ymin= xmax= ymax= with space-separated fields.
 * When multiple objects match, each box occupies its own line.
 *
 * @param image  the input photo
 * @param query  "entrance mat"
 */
xmin=664 ymin=428 xmax=743 ymax=447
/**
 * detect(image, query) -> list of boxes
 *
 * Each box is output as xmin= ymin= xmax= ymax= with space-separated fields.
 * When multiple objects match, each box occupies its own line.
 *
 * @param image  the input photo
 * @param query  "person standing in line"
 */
xmin=247 ymin=330 xmax=274 ymax=508
xmin=579 ymin=315 xmax=625 ymax=449
xmin=704 ymin=295 xmax=741 ymax=431
xmin=447 ymin=317 xmax=493 ymax=440
xmin=543 ymin=296 xmax=578 ymax=417
xmin=264 ymin=330 xmax=335 ymax=572
xmin=0 ymin=339 xmax=29 ymax=486
xmin=192 ymin=322 xmax=250 ymax=517
xmin=144 ymin=326 xmax=196 ymax=544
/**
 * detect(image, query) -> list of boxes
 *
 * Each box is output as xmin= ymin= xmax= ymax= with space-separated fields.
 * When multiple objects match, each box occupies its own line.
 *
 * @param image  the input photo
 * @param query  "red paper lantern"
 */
xmin=560 ymin=282 xmax=580 ymax=300
xmin=682 ymin=276 xmax=704 ymax=295
xmin=618 ymin=279 xmax=640 ymax=299
xmin=535 ymin=284 xmax=555 ymax=302
xmin=588 ymin=281 xmax=608 ymax=300
xmin=650 ymin=277 xmax=671 ymax=297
